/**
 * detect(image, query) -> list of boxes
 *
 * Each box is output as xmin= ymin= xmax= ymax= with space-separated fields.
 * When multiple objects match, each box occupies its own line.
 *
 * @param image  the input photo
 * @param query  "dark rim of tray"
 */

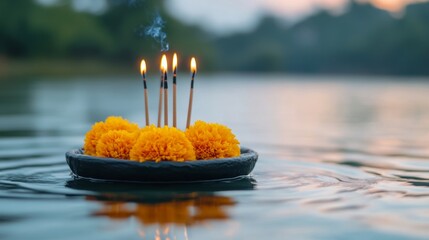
xmin=65 ymin=147 xmax=258 ymax=183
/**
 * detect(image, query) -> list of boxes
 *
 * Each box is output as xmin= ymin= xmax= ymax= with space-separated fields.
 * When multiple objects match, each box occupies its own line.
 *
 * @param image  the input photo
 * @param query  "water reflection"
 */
xmin=66 ymin=177 xmax=250 ymax=239
xmin=91 ymin=195 xmax=235 ymax=225
xmin=2 ymin=76 xmax=429 ymax=239
xmin=65 ymin=176 xmax=256 ymax=199
xmin=90 ymin=195 xmax=235 ymax=239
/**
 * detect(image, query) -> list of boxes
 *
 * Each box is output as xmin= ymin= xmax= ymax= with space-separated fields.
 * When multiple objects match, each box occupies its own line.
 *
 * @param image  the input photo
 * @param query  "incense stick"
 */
xmin=186 ymin=87 xmax=194 ymax=129
xmin=157 ymin=74 xmax=163 ymax=128
xmin=140 ymin=60 xmax=149 ymax=126
xmin=163 ymin=71 xmax=168 ymax=126
xmin=143 ymin=74 xmax=149 ymax=126
xmin=186 ymin=58 xmax=197 ymax=129
xmin=173 ymin=53 xmax=177 ymax=128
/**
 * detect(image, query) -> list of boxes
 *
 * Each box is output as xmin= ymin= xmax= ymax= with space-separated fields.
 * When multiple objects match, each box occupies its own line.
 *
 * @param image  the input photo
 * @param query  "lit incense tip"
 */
xmin=173 ymin=53 xmax=178 ymax=73
xmin=191 ymin=57 xmax=197 ymax=74
xmin=140 ymin=59 xmax=146 ymax=76
xmin=161 ymin=54 xmax=167 ymax=73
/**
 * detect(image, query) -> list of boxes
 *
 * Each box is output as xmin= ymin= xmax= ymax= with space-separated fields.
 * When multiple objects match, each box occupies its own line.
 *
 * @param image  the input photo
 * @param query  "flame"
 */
xmin=161 ymin=54 xmax=168 ymax=73
xmin=173 ymin=53 xmax=178 ymax=72
xmin=140 ymin=59 xmax=146 ymax=75
xmin=190 ymin=57 xmax=197 ymax=73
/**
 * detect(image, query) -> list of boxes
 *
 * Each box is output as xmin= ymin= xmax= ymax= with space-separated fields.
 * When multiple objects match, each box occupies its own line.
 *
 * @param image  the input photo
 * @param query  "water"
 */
xmin=0 ymin=74 xmax=429 ymax=239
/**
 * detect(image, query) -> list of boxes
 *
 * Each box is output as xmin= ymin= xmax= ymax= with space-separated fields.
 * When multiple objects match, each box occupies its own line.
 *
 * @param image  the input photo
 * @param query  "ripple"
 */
xmin=1 ymin=77 xmax=429 ymax=239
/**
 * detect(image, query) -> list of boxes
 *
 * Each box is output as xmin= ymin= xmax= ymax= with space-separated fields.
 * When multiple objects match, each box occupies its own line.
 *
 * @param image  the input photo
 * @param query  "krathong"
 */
xmin=67 ymin=54 xmax=258 ymax=182
xmin=83 ymin=55 xmax=240 ymax=162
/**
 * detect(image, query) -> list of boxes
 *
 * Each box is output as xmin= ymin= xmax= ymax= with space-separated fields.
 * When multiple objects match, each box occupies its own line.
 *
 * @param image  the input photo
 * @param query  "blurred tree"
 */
xmin=0 ymin=1 xmax=114 ymax=58
xmin=99 ymin=0 xmax=216 ymax=67
xmin=215 ymin=1 xmax=429 ymax=75
xmin=0 ymin=0 xmax=214 ymax=67
xmin=216 ymin=17 xmax=286 ymax=71
xmin=0 ymin=0 xmax=42 ymax=57
xmin=1 ymin=0 xmax=429 ymax=75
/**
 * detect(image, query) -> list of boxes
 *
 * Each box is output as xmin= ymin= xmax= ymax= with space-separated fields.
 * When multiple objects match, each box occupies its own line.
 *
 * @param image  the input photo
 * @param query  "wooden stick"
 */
xmin=157 ymin=75 xmax=163 ymax=127
xmin=163 ymin=71 xmax=168 ymax=126
xmin=186 ymin=87 xmax=193 ymax=129
xmin=186 ymin=71 xmax=195 ymax=129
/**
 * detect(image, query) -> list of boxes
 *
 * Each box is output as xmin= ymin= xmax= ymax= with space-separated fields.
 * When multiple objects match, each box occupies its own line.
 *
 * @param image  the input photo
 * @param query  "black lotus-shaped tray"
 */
xmin=66 ymin=147 xmax=258 ymax=182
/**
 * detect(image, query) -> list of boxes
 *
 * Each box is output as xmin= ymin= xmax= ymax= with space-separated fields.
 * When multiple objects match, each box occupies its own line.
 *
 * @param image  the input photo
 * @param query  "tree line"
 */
xmin=1 ymin=1 xmax=428 ymax=75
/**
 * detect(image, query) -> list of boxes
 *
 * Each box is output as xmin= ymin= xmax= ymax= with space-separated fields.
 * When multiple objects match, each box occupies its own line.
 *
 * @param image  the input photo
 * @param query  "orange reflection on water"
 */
xmin=92 ymin=195 xmax=235 ymax=226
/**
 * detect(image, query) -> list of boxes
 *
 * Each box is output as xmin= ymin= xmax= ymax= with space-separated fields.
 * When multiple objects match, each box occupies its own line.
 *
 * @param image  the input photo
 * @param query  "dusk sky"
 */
xmin=166 ymin=0 xmax=429 ymax=34
xmin=36 ymin=0 xmax=429 ymax=34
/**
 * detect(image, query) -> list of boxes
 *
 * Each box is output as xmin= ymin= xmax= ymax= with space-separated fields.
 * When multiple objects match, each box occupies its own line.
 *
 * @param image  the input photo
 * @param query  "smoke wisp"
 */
xmin=143 ymin=13 xmax=170 ymax=52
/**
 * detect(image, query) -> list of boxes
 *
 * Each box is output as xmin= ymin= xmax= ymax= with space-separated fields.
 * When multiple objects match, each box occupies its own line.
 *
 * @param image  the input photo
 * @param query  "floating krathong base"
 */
xmin=65 ymin=147 xmax=258 ymax=183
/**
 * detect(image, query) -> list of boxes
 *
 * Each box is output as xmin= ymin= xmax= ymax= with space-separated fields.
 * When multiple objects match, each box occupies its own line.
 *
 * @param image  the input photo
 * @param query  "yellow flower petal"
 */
xmin=185 ymin=120 xmax=240 ymax=160
xmin=96 ymin=130 xmax=139 ymax=159
xmin=130 ymin=126 xmax=196 ymax=162
xmin=83 ymin=116 xmax=139 ymax=156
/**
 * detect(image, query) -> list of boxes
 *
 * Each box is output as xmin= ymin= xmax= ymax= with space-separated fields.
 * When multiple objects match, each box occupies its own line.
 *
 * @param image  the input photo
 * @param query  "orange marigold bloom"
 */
xmin=130 ymin=126 xmax=196 ymax=162
xmin=185 ymin=120 xmax=240 ymax=160
xmin=83 ymin=116 xmax=139 ymax=156
xmin=95 ymin=130 xmax=140 ymax=159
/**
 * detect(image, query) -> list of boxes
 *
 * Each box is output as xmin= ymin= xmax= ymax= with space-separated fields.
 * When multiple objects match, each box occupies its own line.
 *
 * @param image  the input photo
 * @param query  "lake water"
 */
xmin=0 ymin=74 xmax=429 ymax=239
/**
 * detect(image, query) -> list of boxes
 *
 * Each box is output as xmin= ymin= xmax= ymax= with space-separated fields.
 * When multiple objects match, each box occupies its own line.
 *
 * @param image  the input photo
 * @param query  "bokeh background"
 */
xmin=1 ymin=0 xmax=429 ymax=76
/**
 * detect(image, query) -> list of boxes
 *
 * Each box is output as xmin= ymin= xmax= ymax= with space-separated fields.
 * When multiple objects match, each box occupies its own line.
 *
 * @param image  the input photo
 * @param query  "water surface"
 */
xmin=0 ymin=74 xmax=429 ymax=239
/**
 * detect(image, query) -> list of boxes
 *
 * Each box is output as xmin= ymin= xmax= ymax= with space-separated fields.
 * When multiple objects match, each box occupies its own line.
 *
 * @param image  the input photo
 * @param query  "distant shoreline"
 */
xmin=0 ymin=59 xmax=132 ymax=78
xmin=1 ymin=59 xmax=429 ymax=79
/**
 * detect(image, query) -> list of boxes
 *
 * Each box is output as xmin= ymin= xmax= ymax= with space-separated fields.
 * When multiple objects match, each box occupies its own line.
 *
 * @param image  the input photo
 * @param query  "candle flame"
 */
xmin=140 ymin=59 xmax=146 ymax=75
xmin=173 ymin=53 xmax=178 ymax=71
xmin=191 ymin=57 xmax=197 ymax=73
xmin=161 ymin=54 xmax=167 ymax=72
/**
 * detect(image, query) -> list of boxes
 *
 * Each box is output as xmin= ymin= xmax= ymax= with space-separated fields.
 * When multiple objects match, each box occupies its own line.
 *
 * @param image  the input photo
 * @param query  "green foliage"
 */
xmin=0 ymin=0 xmax=212 ymax=67
xmin=0 ymin=0 xmax=114 ymax=58
xmin=1 ymin=0 xmax=429 ymax=75
xmin=215 ymin=2 xmax=429 ymax=75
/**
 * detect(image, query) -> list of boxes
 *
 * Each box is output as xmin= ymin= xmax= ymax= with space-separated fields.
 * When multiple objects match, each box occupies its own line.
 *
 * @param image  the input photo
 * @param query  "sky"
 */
xmin=37 ymin=0 xmax=429 ymax=35
xmin=165 ymin=0 xmax=429 ymax=34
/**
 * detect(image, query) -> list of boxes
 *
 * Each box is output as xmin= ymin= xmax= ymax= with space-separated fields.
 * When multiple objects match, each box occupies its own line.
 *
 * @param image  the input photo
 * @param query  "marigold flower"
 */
xmin=95 ymin=130 xmax=140 ymax=159
xmin=84 ymin=116 xmax=139 ymax=156
xmin=130 ymin=126 xmax=196 ymax=162
xmin=185 ymin=120 xmax=240 ymax=160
